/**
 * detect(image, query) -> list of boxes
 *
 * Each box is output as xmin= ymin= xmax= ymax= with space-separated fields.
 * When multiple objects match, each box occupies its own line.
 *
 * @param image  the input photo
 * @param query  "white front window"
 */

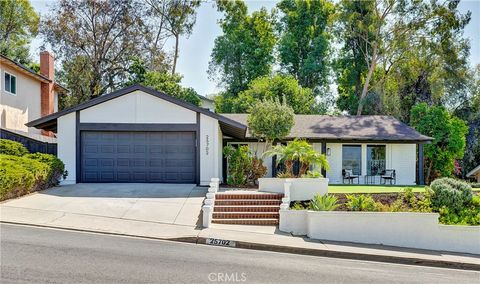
xmin=4 ymin=72 xmax=17 ymax=95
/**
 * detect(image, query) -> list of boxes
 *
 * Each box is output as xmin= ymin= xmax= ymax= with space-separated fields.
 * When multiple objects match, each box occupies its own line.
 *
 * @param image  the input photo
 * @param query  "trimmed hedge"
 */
xmin=0 ymin=139 xmax=28 ymax=156
xmin=25 ymin=153 xmax=66 ymax=187
xmin=0 ymin=152 xmax=66 ymax=201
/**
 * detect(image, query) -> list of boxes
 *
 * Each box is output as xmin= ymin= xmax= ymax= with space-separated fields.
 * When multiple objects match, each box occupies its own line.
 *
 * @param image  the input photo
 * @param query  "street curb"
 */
xmin=2 ymin=221 xmax=479 ymax=271
xmin=194 ymin=237 xmax=480 ymax=271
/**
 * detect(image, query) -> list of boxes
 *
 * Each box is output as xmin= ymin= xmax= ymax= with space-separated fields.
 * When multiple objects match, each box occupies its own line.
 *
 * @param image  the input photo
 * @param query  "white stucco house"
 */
xmin=467 ymin=165 xmax=480 ymax=182
xmin=27 ymin=85 xmax=432 ymax=186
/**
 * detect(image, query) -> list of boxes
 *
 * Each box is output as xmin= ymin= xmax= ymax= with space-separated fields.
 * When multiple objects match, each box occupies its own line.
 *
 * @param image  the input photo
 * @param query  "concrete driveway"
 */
xmin=0 ymin=183 xmax=206 ymax=227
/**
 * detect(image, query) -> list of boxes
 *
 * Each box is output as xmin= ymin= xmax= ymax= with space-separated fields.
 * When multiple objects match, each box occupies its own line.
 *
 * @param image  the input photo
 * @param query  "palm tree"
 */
xmin=263 ymin=139 xmax=330 ymax=177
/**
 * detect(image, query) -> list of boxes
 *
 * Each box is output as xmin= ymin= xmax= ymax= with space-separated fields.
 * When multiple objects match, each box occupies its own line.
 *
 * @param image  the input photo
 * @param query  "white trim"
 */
xmin=4 ymin=71 xmax=17 ymax=95
xmin=467 ymin=165 xmax=480 ymax=177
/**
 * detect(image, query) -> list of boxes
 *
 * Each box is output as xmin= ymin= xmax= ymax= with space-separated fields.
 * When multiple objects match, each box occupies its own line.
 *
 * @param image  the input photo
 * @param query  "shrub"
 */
xmin=390 ymin=188 xmax=433 ymax=213
xmin=223 ymin=145 xmax=266 ymax=186
xmin=301 ymin=170 xmax=323 ymax=178
xmin=308 ymin=194 xmax=339 ymax=211
xmin=291 ymin=202 xmax=305 ymax=210
xmin=0 ymin=139 xmax=28 ymax=156
xmin=346 ymin=194 xmax=378 ymax=211
xmin=430 ymin=178 xmax=473 ymax=212
xmin=470 ymin=182 xmax=480 ymax=189
xmin=439 ymin=206 xmax=480 ymax=225
xmin=264 ymin=139 xmax=329 ymax=177
xmin=0 ymin=157 xmax=35 ymax=200
xmin=0 ymin=154 xmax=52 ymax=200
xmin=25 ymin=153 xmax=66 ymax=187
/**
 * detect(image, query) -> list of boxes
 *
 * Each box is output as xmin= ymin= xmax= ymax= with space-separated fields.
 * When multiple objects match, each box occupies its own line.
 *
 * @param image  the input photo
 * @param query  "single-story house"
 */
xmin=27 ymin=85 xmax=432 ymax=186
xmin=467 ymin=165 xmax=480 ymax=183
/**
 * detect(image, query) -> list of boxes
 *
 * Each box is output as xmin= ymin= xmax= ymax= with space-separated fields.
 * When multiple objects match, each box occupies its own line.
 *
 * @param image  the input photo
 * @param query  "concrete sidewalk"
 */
xmin=1 ymin=205 xmax=479 ymax=271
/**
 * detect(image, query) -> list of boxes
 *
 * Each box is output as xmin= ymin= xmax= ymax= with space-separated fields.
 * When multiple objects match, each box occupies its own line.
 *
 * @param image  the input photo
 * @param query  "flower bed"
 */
xmin=279 ymin=179 xmax=480 ymax=254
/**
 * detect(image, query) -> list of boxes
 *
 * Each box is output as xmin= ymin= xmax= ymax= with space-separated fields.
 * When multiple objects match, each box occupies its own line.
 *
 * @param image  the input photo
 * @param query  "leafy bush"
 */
xmin=389 ymin=188 xmax=433 ymax=213
xmin=291 ymin=202 xmax=305 ymax=210
xmin=0 ymin=139 xmax=28 ymax=156
xmin=264 ymin=139 xmax=329 ymax=177
xmin=277 ymin=171 xmax=294 ymax=178
xmin=438 ymin=194 xmax=480 ymax=225
xmin=0 ymin=154 xmax=52 ymax=200
xmin=430 ymin=178 xmax=473 ymax=212
xmin=346 ymin=194 xmax=378 ymax=211
xmin=309 ymin=194 xmax=339 ymax=211
xmin=0 ymin=157 xmax=35 ymax=200
xmin=470 ymin=182 xmax=480 ymax=188
xmin=223 ymin=145 xmax=266 ymax=186
xmin=25 ymin=153 xmax=66 ymax=187
xmin=301 ymin=170 xmax=323 ymax=178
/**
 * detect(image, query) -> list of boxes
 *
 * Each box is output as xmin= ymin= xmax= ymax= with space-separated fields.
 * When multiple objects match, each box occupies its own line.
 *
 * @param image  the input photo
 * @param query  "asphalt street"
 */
xmin=0 ymin=224 xmax=478 ymax=283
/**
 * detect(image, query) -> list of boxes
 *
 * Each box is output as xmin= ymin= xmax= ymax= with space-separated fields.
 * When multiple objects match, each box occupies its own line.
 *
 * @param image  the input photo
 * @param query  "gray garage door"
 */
xmin=81 ymin=131 xmax=196 ymax=183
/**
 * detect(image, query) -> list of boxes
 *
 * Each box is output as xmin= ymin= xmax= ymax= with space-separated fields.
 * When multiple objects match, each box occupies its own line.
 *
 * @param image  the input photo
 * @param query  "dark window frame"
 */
xmin=342 ymin=144 xmax=362 ymax=175
xmin=4 ymin=72 xmax=17 ymax=95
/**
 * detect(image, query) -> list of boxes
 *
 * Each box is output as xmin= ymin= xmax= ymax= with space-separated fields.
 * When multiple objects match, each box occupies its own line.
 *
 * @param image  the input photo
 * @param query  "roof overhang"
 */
xmin=26 ymin=84 xmax=247 ymax=139
xmin=0 ymin=55 xmax=50 ymax=83
xmin=467 ymin=165 xmax=480 ymax=177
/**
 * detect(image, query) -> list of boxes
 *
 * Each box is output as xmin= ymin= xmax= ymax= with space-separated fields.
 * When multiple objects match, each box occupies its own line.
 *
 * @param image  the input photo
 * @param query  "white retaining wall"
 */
xmin=258 ymin=178 xmax=329 ymax=201
xmin=279 ymin=210 xmax=480 ymax=254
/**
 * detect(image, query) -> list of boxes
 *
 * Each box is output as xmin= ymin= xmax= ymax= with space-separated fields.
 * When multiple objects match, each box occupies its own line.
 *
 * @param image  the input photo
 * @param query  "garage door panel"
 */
xmin=81 ymin=131 xmax=196 ymax=183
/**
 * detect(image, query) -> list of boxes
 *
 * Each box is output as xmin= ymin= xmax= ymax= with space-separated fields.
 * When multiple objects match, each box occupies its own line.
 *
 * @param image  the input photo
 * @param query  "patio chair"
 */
xmin=342 ymin=169 xmax=359 ymax=184
xmin=380 ymin=169 xmax=396 ymax=185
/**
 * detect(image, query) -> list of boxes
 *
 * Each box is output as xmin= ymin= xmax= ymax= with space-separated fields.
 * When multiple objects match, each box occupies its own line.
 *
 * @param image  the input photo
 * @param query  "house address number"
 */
xmin=206 ymin=238 xmax=236 ymax=247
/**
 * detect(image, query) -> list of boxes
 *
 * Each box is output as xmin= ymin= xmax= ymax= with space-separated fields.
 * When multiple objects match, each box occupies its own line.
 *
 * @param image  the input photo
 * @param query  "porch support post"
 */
xmin=418 ymin=143 xmax=425 ymax=185
xmin=321 ymin=142 xmax=327 ymax=178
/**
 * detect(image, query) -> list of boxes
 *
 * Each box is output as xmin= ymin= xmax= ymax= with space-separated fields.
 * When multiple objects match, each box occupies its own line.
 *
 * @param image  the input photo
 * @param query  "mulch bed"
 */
xmin=290 ymin=192 xmax=427 ymax=211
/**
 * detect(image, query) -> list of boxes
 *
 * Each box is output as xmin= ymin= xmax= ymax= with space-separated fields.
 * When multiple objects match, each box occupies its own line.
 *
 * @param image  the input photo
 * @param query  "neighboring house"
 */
xmin=27 ymin=85 xmax=431 ymax=186
xmin=0 ymin=52 xmax=67 ymax=153
xmin=198 ymin=94 xmax=215 ymax=111
xmin=467 ymin=165 xmax=480 ymax=182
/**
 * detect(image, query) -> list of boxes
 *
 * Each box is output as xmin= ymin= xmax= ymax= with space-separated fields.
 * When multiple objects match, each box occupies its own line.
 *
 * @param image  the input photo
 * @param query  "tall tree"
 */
xmin=382 ymin=0 xmax=471 ymax=122
xmin=124 ymin=57 xmax=201 ymax=106
xmin=276 ymin=0 xmax=334 ymax=94
xmin=335 ymin=0 xmax=471 ymax=116
xmin=0 ymin=0 xmax=39 ymax=64
xmin=227 ymin=74 xmax=320 ymax=114
xmin=145 ymin=0 xmax=201 ymax=75
xmin=42 ymin=0 xmax=146 ymax=100
xmin=208 ymin=0 xmax=276 ymax=96
xmin=454 ymin=65 xmax=480 ymax=178
xmin=335 ymin=0 xmax=375 ymax=114
xmin=410 ymin=103 xmax=468 ymax=184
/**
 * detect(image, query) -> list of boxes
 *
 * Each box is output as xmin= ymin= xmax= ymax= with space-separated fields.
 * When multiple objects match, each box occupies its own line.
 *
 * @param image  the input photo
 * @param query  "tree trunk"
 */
xmin=172 ymin=34 xmax=179 ymax=75
xmin=356 ymin=43 xmax=378 ymax=115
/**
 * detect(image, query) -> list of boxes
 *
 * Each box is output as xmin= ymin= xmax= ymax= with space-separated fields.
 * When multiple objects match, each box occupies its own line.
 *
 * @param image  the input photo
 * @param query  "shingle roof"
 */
xmin=222 ymin=114 xmax=433 ymax=142
xmin=26 ymin=85 xmax=247 ymax=139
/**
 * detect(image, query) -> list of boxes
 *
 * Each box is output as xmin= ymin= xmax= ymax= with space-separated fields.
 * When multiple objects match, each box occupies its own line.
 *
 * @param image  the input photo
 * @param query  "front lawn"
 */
xmin=328 ymin=184 xmax=426 ymax=194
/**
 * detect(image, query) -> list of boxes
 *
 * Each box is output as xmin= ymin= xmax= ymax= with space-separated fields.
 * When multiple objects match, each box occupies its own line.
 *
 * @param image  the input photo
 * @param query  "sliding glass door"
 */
xmin=342 ymin=145 xmax=362 ymax=175
xmin=367 ymin=145 xmax=386 ymax=175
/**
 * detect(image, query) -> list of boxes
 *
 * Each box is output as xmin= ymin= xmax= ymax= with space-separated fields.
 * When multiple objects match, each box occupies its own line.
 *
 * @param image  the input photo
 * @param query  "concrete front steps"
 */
xmin=212 ymin=192 xmax=283 ymax=225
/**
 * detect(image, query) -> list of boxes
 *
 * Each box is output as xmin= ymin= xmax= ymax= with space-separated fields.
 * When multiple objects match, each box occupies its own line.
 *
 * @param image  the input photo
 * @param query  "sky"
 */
xmin=30 ymin=0 xmax=480 ymax=96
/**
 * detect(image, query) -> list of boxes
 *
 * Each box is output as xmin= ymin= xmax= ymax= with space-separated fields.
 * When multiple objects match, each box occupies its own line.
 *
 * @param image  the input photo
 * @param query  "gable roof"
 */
xmin=222 ymin=114 xmax=433 ymax=143
xmin=0 ymin=54 xmax=69 ymax=93
xmin=467 ymin=165 xmax=480 ymax=177
xmin=26 ymin=84 xmax=247 ymax=138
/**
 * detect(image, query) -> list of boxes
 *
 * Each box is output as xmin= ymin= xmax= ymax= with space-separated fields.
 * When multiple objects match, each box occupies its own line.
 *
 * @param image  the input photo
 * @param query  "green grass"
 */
xmin=329 ymin=184 xmax=426 ymax=194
